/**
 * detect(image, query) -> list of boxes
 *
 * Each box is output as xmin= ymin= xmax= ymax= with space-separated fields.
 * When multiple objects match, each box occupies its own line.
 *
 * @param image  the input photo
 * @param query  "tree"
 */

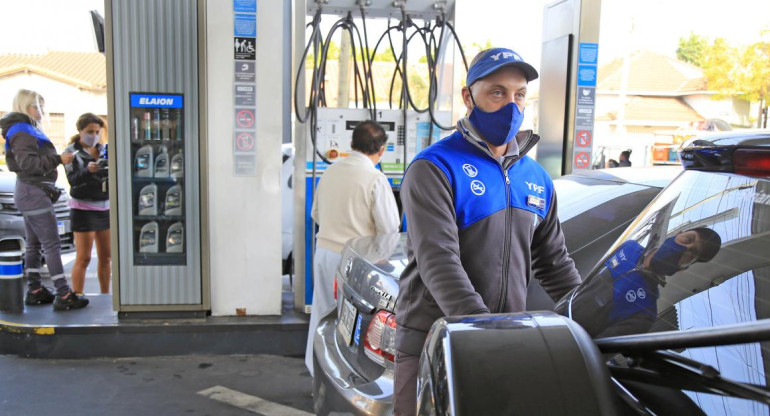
xmin=682 ymin=31 xmax=770 ymax=128
xmin=737 ymin=35 xmax=770 ymax=127
xmin=701 ymin=38 xmax=739 ymax=96
xmin=676 ymin=32 xmax=708 ymax=67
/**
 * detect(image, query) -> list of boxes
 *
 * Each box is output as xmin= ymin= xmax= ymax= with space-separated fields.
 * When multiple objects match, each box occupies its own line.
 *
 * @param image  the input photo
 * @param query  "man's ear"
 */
xmin=378 ymin=146 xmax=386 ymax=157
xmin=461 ymin=86 xmax=473 ymax=114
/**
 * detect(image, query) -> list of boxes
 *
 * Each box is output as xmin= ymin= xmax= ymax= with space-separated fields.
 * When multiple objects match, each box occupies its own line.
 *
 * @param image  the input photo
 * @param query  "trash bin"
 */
xmin=0 ymin=251 xmax=24 ymax=313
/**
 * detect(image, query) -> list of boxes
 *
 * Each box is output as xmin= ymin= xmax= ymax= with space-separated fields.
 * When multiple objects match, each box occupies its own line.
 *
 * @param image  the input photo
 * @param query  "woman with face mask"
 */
xmin=64 ymin=113 xmax=110 ymax=295
xmin=0 ymin=89 xmax=88 ymax=311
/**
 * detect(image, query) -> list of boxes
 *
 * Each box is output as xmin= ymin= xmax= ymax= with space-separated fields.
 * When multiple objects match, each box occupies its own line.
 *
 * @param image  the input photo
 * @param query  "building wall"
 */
xmin=0 ymin=72 xmax=107 ymax=150
xmin=684 ymin=94 xmax=751 ymax=127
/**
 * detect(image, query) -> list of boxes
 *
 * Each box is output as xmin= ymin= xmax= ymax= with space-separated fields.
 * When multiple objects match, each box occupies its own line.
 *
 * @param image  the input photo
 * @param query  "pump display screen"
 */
xmin=129 ymin=92 xmax=186 ymax=265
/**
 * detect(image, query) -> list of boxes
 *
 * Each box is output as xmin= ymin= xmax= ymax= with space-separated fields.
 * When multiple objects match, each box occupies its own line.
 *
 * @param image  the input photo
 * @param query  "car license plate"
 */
xmin=337 ymin=297 xmax=358 ymax=346
xmin=57 ymin=221 xmax=65 ymax=235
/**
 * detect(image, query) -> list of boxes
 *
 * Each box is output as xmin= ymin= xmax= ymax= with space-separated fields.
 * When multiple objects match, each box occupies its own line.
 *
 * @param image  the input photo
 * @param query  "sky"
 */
xmin=0 ymin=0 xmax=767 ymax=68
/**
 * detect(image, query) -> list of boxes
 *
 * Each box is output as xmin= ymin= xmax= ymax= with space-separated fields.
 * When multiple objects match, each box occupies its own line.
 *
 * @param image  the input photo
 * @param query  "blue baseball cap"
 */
xmin=466 ymin=48 xmax=539 ymax=86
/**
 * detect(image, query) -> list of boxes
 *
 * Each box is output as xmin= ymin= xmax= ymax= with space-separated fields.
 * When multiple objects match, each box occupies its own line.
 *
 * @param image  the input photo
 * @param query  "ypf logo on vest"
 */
xmin=525 ymin=181 xmax=546 ymax=210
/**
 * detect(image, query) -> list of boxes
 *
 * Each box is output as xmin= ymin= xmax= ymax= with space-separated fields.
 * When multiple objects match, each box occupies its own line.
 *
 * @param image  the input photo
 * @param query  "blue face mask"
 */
xmin=468 ymin=101 xmax=525 ymax=147
xmin=648 ymin=237 xmax=687 ymax=276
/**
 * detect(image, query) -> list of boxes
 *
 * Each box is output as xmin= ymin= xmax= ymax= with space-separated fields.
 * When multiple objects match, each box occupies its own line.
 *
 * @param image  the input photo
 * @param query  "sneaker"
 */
xmin=53 ymin=292 xmax=89 ymax=311
xmin=25 ymin=286 xmax=55 ymax=305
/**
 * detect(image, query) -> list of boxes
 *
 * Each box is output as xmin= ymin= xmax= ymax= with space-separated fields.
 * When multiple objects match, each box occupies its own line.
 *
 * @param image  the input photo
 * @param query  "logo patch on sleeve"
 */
xmin=527 ymin=195 xmax=545 ymax=210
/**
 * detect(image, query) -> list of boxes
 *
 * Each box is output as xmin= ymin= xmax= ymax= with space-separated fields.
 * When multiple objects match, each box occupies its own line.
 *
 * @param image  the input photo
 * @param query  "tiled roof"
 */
xmin=597 ymin=50 xmax=707 ymax=94
xmin=597 ymin=96 xmax=704 ymax=123
xmin=0 ymin=51 xmax=106 ymax=90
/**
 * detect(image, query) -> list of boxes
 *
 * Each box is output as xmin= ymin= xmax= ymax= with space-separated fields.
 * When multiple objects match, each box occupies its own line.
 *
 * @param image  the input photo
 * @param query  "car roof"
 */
xmin=685 ymin=129 xmax=770 ymax=147
xmin=558 ymin=166 xmax=683 ymax=189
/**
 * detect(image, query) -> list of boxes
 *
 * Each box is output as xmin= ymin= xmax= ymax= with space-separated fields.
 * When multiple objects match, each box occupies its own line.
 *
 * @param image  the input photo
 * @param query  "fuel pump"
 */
xmin=293 ymin=0 xmax=467 ymax=313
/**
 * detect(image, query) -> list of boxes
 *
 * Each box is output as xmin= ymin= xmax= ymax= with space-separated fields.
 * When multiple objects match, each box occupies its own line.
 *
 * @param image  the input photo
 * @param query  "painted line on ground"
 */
xmin=197 ymin=385 xmax=313 ymax=416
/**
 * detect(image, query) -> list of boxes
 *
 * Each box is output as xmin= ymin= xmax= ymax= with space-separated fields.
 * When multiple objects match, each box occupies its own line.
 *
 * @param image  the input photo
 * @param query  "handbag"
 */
xmin=21 ymin=180 xmax=62 ymax=203
xmin=38 ymin=182 xmax=63 ymax=203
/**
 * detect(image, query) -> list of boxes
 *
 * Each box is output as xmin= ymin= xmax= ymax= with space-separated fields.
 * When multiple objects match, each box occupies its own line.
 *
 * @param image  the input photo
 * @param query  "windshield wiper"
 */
xmin=608 ymin=349 xmax=770 ymax=404
xmin=595 ymin=319 xmax=770 ymax=354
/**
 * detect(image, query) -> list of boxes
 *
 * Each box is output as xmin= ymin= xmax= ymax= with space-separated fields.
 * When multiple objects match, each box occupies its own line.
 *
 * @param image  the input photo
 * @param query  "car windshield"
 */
xmin=558 ymin=169 xmax=770 ymax=413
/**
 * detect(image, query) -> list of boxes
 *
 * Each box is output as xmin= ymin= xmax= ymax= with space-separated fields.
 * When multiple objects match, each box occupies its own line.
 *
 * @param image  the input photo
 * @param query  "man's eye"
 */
xmin=491 ymin=91 xmax=503 ymax=97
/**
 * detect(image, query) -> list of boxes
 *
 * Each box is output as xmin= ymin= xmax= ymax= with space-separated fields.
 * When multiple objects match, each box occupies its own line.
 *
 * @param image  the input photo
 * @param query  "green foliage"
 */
xmin=676 ymin=32 xmax=708 ymax=66
xmin=702 ymin=38 xmax=738 ymax=98
xmin=678 ymin=31 xmax=769 ymax=126
xmin=372 ymin=47 xmax=396 ymax=62
xmin=701 ymin=35 xmax=770 ymax=104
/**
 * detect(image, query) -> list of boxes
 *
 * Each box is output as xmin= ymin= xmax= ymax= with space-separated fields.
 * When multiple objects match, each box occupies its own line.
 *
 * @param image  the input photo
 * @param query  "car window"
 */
xmin=558 ymin=170 xmax=770 ymax=413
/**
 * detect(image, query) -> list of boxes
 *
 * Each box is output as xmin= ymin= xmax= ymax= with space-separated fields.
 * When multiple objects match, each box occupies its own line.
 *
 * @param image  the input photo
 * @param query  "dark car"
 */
xmin=0 ymin=170 xmax=74 ymax=254
xmin=312 ymin=166 xmax=681 ymax=415
xmin=417 ymin=131 xmax=770 ymax=415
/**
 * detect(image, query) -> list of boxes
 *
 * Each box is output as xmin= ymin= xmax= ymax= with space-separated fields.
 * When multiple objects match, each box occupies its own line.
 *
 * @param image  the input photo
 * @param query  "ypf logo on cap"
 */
xmin=466 ymin=47 xmax=539 ymax=86
xmin=488 ymin=50 xmax=522 ymax=62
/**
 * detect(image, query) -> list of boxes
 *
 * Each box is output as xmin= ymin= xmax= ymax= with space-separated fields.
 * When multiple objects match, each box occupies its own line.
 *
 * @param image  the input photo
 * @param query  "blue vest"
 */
xmin=5 ymin=122 xmax=51 ymax=153
xmin=411 ymin=131 xmax=553 ymax=230
xmin=4 ymin=122 xmax=51 ymax=151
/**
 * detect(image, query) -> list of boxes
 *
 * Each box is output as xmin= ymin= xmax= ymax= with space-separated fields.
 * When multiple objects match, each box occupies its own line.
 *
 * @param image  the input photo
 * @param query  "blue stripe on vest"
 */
xmin=413 ymin=131 xmax=553 ymax=230
xmin=5 ymin=122 xmax=52 ymax=151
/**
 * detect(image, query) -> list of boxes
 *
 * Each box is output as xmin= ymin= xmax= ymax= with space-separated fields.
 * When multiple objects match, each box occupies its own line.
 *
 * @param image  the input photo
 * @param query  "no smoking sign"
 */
xmin=235 ymin=132 xmax=256 ymax=153
xmin=235 ymin=108 xmax=255 ymax=129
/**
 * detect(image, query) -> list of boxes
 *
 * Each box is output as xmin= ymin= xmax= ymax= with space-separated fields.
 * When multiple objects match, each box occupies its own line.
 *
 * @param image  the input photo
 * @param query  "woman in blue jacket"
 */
xmin=0 ymin=89 xmax=88 ymax=310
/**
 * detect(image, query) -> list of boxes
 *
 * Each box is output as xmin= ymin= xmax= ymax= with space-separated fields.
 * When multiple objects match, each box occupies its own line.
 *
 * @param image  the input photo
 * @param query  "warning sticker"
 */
xmin=235 ymin=108 xmax=255 ymax=129
xmin=234 ymin=85 xmax=256 ymax=106
xmin=234 ymin=131 xmax=256 ymax=154
xmin=574 ymin=151 xmax=591 ymax=169
xmin=575 ymin=130 xmax=592 ymax=147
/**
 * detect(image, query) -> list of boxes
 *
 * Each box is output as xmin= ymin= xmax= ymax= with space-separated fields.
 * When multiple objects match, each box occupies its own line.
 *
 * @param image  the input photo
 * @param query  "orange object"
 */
xmin=652 ymin=143 xmax=670 ymax=161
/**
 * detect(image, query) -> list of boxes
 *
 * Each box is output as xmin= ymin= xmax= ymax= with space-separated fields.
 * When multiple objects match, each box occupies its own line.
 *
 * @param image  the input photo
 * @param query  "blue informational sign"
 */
xmin=576 ymin=65 xmax=597 ymax=87
xmin=578 ymin=43 xmax=599 ymax=65
xmin=129 ymin=93 xmax=183 ymax=109
xmin=233 ymin=0 xmax=256 ymax=14
xmin=234 ymin=13 xmax=256 ymax=37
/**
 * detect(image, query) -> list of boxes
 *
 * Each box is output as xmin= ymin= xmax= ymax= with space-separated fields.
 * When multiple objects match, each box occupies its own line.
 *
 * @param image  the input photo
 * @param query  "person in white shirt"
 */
xmin=305 ymin=120 xmax=400 ymax=375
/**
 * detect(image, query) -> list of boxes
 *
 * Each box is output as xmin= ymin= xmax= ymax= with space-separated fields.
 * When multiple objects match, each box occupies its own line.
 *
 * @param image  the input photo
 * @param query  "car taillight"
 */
xmin=333 ymin=277 xmax=337 ymax=300
xmin=734 ymin=148 xmax=770 ymax=178
xmin=364 ymin=310 xmax=397 ymax=366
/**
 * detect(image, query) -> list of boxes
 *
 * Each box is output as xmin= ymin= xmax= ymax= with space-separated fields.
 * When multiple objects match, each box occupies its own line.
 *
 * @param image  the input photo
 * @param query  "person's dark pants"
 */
xmin=14 ymin=181 xmax=69 ymax=295
xmin=393 ymin=350 xmax=420 ymax=416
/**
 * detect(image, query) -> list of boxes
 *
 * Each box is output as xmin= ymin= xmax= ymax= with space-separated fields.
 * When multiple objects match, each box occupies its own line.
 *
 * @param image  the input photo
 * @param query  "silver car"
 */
xmin=312 ymin=166 xmax=681 ymax=415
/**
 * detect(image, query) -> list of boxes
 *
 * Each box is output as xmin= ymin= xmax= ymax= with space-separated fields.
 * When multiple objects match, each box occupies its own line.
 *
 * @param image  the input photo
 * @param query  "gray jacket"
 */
xmin=395 ymin=121 xmax=582 ymax=356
